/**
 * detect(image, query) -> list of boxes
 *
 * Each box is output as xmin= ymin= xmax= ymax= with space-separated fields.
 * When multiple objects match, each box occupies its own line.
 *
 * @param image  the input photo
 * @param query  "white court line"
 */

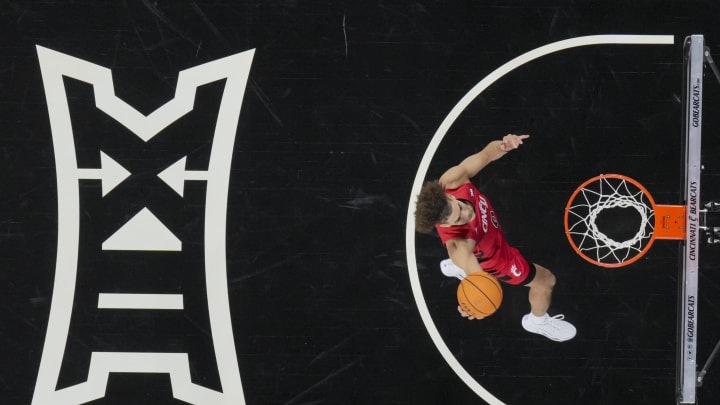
xmin=406 ymin=35 xmax=674 ymax=405
xmin=98 ymin=293 xmax=184 ymax=310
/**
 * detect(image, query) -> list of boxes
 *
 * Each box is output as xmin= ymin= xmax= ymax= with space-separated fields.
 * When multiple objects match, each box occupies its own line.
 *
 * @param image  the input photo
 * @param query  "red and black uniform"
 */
xmin=435 ymin=183 xmax=535 ymax=285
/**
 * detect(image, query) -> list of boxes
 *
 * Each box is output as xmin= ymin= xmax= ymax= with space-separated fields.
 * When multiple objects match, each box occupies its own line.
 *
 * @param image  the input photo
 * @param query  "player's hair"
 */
xmin=415 ymin=180 xmax=451 ymax=233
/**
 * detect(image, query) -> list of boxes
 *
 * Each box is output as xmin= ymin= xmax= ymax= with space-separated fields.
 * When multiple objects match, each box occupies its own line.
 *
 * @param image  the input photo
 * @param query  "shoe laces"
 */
xmin=544 ymin=314 xmax=568 ymax=328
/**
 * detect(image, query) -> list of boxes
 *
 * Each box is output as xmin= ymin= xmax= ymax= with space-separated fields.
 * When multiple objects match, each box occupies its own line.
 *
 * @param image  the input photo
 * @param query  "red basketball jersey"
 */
xmin=435 ymin=183 xmax=505 ymax=262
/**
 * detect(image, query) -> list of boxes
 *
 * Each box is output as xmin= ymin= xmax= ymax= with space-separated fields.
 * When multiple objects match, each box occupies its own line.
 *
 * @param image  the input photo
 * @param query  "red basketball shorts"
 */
xmin=480 ymin=244 xmax=536 ymax=286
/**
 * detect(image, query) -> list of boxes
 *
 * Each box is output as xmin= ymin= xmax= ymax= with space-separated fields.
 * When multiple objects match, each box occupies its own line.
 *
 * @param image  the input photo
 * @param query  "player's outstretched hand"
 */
xmin=457 ymin=305 xmax=483 ymax=321
xmin=500 ymin=134 xmax=530 ymax=152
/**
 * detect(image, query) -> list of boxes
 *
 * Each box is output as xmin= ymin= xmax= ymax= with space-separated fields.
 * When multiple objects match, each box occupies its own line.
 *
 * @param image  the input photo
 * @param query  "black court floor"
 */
xmin=2 ymin=1 xmax=720 ymax=404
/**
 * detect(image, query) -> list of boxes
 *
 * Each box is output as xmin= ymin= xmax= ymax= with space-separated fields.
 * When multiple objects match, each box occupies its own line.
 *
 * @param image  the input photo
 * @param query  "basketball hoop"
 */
xmin=564 ymin=174 xmax=686 ymax=268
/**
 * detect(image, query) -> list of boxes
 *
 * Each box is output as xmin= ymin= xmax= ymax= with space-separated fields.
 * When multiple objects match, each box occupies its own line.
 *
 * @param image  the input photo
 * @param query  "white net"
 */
xmin=565 ymin=175 xmax=655 ymax=266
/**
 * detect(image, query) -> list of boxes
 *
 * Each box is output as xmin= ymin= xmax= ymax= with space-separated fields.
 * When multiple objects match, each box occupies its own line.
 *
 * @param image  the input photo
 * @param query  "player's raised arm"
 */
xmin=439 ymin=134 xmax=529 ymax=189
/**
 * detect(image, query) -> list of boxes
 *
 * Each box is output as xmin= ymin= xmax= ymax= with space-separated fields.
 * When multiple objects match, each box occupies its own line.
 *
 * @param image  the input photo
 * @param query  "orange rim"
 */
xmin=564 ymin=174 xmax=657 ymax=268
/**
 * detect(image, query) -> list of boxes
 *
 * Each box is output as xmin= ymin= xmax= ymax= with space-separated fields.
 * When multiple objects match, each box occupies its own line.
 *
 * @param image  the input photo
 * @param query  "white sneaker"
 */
xmin=521 ymin=313 xmax=577 ymax=342
xmin=440 ymin=258 xmax=466 ymax=280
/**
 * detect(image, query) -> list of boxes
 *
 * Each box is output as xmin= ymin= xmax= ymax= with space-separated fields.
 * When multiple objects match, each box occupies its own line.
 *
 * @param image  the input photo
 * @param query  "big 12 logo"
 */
xmin=33 ymin=46 xmax=253 ymax=405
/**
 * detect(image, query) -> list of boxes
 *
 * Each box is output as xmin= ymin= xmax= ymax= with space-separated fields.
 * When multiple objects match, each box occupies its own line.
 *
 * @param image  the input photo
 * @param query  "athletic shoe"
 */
xmin=521 ymin=313 xmax=577 ymax=342
xmin=440 ymin=258 xmax=466 ymax=280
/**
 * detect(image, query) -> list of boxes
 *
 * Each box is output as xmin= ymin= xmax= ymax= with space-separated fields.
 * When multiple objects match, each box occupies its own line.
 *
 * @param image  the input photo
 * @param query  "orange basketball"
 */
xmin=457 ymin=272 xmax=503 ymax=318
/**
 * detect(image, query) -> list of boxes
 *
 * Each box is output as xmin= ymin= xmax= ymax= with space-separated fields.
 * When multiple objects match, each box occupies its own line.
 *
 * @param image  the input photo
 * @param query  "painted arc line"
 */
xmin=98 ymin=293 xmax=184 ymax=310
xmin=405 ymin=34 xmax=674 ymax=405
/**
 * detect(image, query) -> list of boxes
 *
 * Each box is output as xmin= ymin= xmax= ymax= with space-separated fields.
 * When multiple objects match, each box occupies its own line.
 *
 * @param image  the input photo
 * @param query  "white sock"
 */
xmin=528 ymin=313 xmax=548 ymax=324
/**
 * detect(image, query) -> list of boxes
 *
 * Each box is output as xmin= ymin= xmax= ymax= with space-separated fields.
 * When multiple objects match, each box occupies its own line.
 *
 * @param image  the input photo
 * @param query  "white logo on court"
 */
xmin=33 ymin=46 xmax=254 ymax=405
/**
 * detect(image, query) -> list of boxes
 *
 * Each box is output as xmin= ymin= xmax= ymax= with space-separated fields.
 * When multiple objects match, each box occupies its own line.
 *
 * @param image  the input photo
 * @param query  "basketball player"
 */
xmin=414 ymin=134 xmax=576 ymax=342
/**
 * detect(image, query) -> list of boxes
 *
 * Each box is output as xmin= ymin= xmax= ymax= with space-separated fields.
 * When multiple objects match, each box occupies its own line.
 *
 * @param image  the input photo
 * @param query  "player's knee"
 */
xmin=535 ymin=264 xmax=556 ymax=289
xmin=546 ymin=271 xmax=556 ymax=289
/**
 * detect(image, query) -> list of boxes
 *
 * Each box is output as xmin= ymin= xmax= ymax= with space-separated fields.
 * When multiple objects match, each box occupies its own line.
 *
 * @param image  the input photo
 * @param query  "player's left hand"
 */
xmin=500 ymin=134 xmax=530 ymax=151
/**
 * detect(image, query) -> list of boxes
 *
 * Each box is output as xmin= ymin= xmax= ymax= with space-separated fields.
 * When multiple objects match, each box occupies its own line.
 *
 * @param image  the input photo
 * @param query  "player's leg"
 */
xmin=525 ymin=264 xmax=555 ymax=316
xmin=521 ymin=263 xmax=576 ymax=342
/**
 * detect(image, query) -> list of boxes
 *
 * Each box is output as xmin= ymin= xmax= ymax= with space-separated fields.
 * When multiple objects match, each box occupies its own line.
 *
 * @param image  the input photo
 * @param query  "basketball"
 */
xmin=457 ymin=272 xmax=503 ymax=318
